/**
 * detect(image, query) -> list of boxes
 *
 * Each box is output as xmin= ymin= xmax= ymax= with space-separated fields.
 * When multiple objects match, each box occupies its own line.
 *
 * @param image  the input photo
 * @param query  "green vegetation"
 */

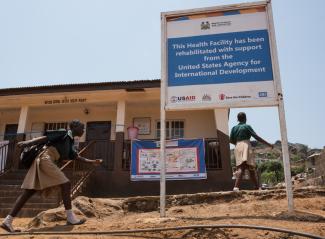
xmin=291 ymin=165 xmax=305 ymax=176
xmin=258 ymin=161 xmax=284 ymax=185
xmin=291 ymin=155 xmax=301 ymax=162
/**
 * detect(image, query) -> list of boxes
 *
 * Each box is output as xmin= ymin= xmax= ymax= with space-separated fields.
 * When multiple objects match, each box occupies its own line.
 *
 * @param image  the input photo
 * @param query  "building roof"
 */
xmin=307 ymin=153 xmax=321 ymax=159
xmin=0 ymin=79 xmax=161 ymax=96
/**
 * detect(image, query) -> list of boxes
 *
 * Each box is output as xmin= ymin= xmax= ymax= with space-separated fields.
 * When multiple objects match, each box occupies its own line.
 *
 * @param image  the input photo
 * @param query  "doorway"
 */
xmin=86 ymin=121 xmax=113 ymax=169
xmin=4 ymin=124 xmax=18 ymax=141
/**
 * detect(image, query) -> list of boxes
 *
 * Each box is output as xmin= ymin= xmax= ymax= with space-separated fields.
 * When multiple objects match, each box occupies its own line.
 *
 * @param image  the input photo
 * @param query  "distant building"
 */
xmin=306 ymin=150 xmax=325 ymax=178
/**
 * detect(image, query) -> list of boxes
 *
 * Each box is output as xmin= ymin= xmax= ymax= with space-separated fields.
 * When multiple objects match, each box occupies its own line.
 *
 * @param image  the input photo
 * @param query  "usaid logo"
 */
xmin=170 ymin=96 xmax=178 ymax=103
xmin=170 ymin=96 xmax=196 ymax=103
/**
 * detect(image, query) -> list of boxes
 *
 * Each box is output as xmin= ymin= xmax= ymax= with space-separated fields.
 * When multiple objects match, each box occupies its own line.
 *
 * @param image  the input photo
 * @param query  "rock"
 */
xmin=27 ymin=206 xmax=83 ymax=229
xmin=27 ymin=196 xmax=123 ymax=229
xmin=275 ymin=210 xmax=325 ymax=222
xmin=122 ymin=197 xmax=159 ymax=212
xmin=73 ymin=196 xmax=97 ymax=217
xmin=169 ymin=207 xmax=185 ymax=214
xmin=73 ymin=196 xmax=123 ymax=217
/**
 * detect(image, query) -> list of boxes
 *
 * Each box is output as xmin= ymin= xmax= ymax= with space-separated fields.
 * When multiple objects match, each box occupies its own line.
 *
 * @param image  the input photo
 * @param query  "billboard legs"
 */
xmin=278 ymin=96 xmax=294 ymax=213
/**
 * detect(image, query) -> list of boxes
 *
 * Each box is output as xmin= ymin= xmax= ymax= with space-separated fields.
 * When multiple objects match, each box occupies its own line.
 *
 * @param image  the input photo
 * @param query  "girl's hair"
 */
xmin=69 ymin=119 xmax=84 ymax=129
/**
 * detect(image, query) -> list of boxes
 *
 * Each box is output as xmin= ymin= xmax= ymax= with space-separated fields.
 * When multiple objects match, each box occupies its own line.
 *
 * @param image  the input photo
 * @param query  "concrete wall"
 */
xmin=0 ymin=103 xmax=219 ymax=142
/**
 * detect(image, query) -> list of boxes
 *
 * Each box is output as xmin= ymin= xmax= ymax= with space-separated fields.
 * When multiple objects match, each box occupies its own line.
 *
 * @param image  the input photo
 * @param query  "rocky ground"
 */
xmin=0 ymin=187 xmax=324 ymax=239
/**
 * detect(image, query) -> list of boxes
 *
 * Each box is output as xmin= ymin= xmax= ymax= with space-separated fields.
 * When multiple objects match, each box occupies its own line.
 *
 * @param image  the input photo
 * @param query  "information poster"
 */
xmin=165 ymin=7 xmax=278 ymax=108
xmin=131 ymin=139 xmax=206 ymax=181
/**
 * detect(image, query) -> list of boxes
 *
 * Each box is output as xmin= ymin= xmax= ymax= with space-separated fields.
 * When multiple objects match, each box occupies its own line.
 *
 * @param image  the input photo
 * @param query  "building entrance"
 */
xmin=86 ymin=121 xmax=113 ymax=169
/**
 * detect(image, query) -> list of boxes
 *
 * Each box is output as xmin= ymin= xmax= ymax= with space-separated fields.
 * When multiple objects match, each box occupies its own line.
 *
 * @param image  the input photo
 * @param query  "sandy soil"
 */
xmin=1 ymin=188 xmax=324 ymax=239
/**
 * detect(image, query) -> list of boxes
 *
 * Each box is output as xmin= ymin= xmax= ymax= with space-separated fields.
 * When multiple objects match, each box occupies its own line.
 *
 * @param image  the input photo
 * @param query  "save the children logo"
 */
xmin=218 ymin=93 xmax=226 ymax=100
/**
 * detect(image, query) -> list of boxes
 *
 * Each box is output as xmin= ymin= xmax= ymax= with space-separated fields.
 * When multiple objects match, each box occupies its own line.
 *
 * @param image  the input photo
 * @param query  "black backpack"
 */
xmin=20 ymin=143 xmax=46 ymax=169
xmin=20 ymin=131 xmax=67 ymax=169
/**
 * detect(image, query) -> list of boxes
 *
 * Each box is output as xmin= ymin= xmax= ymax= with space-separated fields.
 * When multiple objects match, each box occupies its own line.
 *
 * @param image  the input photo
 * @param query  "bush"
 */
xmin=258 ymin=161 xmax=284 ymax=185
xmin=291 ymin=165 xmax=305 ymax=176
xmin=261 ymin=171 xmax=277 ymax=185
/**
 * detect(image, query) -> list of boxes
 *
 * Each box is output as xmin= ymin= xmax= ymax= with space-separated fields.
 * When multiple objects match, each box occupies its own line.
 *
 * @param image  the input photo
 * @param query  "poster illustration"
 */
xmin=131 ymin=139 xmax=206 ymax=181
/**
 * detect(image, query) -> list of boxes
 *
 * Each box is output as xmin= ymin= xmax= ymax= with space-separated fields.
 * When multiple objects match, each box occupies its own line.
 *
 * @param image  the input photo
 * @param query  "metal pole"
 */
xmin=266 ymin=1 xmax=294 ymax=213
xmin=278 ymin=98 xmax=294 ymax=213
xmin=160 ymin=13 xmax=167 ymax=217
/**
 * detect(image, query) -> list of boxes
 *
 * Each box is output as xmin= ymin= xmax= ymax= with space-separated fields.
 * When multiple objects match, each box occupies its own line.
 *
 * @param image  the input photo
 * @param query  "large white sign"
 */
xmin=163 ymin=4 xmax=279 ymax=109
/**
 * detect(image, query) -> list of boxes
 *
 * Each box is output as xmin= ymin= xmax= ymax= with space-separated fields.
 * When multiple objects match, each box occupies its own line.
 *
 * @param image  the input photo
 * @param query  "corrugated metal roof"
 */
xmin=0 ymin=79 xmax=161 ymax=96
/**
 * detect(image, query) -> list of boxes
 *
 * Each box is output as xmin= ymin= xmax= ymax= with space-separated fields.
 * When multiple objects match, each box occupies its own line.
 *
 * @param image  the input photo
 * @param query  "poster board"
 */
xmin=131 ymin=139 xmax=206 ymax=181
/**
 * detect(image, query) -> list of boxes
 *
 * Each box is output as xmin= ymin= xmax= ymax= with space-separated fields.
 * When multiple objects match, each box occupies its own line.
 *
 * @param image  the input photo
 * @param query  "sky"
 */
xmin=0 ymin=0 xmax=324 ymax=149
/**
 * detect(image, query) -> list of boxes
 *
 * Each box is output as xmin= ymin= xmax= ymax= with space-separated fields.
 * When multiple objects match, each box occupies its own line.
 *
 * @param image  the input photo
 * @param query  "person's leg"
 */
xmin=61 ymin=181 xmax=72 ymax=210
xmin=1 ymin=189 xmax=36 ymax=232
xmin=249 ymin=168 xmax=259 ymax=190
xmin=9 ymin=189 xmax=36 ymax=217
xmin=60 ymin=181 xmax=86 ymax=225
xmin=234 ymin=163 xmax=245 ymax=190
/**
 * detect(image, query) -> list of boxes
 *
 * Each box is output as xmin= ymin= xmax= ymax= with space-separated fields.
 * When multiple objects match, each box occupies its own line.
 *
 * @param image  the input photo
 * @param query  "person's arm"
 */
xmin=252 ymin=134 xmax=273 ymax=148
xmin=77 ymin=156 xmax=103 ymax=165
xmin=248 ymin=125 xmax=273 ymax=148
xmin=17 ymin=136 xmax=48 ymax=148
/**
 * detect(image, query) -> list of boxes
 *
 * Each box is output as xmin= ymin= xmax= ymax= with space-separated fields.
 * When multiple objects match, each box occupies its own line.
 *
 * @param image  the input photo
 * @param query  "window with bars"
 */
xmin=156 ymin=120 xmax=184 ymax=139
xmin=44 ymin=122 xmax=68 ymax=132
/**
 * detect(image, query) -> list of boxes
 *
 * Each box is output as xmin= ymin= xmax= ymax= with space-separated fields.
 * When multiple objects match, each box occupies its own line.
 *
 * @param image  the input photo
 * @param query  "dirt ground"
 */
xmin=1 ymin=187 xmax=324 ymax=239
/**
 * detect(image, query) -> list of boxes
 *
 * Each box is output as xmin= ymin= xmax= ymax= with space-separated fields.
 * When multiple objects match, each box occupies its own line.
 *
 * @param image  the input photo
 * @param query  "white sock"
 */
xmin=66 ymin=209 xmax=79 ymax=224
xmin=3 ymin=215 xmax=13 ymax=225
xmin=2 ymin=215 xmax=14 ymax=232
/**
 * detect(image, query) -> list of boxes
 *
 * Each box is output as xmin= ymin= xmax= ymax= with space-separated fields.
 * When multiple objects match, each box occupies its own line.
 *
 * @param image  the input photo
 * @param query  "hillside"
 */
xmin=230 ymin=141 xmax=324 ymax=186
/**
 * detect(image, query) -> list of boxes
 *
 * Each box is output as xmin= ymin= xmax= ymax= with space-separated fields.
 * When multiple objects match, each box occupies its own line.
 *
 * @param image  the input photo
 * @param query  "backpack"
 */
xmin=20 ymin=130 xmax=67 ymax=169
xmin=20 ymin=143 xmax=46 ymax=169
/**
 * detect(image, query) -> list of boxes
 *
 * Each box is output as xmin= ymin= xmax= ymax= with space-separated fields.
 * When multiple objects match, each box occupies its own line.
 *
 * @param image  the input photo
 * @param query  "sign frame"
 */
xmin=161 ymin=0 xmax=293 ymax=217
xmin=162 ymin=0 xmax=281 ymax=110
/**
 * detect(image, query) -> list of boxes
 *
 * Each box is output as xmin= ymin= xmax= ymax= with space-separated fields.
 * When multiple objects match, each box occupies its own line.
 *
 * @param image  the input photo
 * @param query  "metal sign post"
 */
xmin=266 ymin=2 xmax=294 ymax=212
xmin=160 ymin=13 xmax=167 ymax=217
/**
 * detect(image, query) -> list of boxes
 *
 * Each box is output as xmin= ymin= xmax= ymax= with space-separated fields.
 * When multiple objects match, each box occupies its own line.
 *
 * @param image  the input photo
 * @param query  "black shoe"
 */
xmin=0 ymin=223 xmax=21 ymax=233
xmin=66 ymin=218 xmax=87 ymax=225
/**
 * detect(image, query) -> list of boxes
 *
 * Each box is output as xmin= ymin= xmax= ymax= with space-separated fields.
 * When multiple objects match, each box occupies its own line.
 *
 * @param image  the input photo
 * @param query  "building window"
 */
xmin=44 ymin=122 xmax=68 ymax=132
xmin=156 ymin=120 xmax=184 ymax=139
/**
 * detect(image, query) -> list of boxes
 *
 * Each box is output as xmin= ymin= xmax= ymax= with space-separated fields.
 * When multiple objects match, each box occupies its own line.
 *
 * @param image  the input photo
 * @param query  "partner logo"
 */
xmin=218 ymin=93 xmax=226 ymax=100
xmin=258 ymin=92 xmax=268 ymax=97
xmin=170 ymin=95 xmax=196 ymax=103
xmin=201 ymin=21 xmax=210 ymax=30
xmin=202 ymin=94 xmax=212 ymax=101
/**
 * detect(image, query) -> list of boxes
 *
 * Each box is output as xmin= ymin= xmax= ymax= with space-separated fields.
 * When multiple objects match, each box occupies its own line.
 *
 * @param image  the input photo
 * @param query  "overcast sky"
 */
xmin=0 ymin=0 xmax=324 ymax=148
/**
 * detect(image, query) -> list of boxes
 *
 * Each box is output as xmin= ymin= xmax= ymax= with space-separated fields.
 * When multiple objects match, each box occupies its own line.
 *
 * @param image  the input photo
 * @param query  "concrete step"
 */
xmin=0 ymin=171 xmax=27 ymax=180
xmin=0 ymin=196 xmax=58 ymax=204
xmin=0 ymin=190 xmax=24 ymax=197
xmin=0 ymin=190 xmax=22 ymax=197
xmin=0 ymin=179 xmax=23 ymax=185
xmin=0 ymin=202 xmax=57 ymax=209
xmin=0 ymin=208 xmax=49 ymax=218
xmin=0 ymin=185 xmax=21 ymax=190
